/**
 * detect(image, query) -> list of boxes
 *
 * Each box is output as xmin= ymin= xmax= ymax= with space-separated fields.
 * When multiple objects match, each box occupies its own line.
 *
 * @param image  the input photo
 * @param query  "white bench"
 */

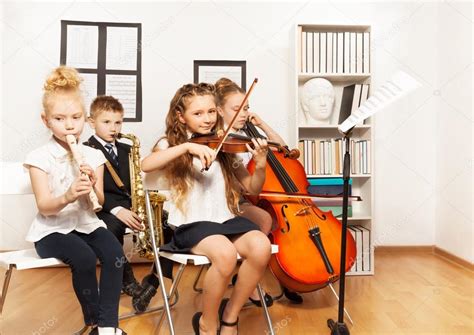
xmin=0 ymin=163 xmax=67 ymax=314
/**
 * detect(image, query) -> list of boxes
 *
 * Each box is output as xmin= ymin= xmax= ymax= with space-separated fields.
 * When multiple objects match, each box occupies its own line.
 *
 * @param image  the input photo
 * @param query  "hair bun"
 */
xmin=43 ymin=66 xmax=82 ymax=93
xmin=215 ymin=77 xmax=234 ymax=91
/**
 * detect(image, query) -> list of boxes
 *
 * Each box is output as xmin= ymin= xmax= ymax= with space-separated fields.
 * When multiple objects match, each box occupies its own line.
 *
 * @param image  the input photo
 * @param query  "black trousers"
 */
xmin=35 ymin=227 xmax=124 ymax=327
xmin=97 ymin=212 xmax=127 ymax=245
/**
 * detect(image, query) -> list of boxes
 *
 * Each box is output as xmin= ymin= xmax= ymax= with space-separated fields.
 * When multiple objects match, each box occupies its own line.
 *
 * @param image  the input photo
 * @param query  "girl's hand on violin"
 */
xmin=248 ymin=113 xmax=264 ymax=127
xmin=246 ymin=138 xmax=268 ymax=168
xmin=186 ymin=142 xmax=217 ymax=169
xmin=79 ymin=164 xmax=96 ymax=186
xmin=65 ymin=174 xmax=92 ymax=203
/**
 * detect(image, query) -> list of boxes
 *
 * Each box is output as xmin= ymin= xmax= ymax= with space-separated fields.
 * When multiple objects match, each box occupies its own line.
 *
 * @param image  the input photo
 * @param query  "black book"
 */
xmin=338 ymin=84 xmax=356 ymax=124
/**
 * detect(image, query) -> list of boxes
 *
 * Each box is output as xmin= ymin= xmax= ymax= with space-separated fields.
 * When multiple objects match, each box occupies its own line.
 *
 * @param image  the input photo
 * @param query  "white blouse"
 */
xmin=23 ymin=137 xmax=107 ymax=242
xmin=155 ymin=138 xmax=235 ymax=228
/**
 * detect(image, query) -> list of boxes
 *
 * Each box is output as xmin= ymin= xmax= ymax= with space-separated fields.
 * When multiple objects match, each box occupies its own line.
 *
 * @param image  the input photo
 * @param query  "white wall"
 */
xmin=1 ymin=1 xmax=472 ymax=262
xmin=434 ymin=1 xmax=473 ymax=263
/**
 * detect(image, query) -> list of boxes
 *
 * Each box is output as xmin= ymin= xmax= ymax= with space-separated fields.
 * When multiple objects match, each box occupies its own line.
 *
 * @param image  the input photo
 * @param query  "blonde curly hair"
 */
xmin=42 ymin=66 xmax=84 ymax=116
xmin=158 ymin=83 xmax=241 ymax=215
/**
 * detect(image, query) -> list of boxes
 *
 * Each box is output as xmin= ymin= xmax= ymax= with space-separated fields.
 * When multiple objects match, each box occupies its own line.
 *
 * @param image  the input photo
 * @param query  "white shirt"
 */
xmin=155 ymin=138 xmax=234 ymax=228
xmin=93 ymin=135 xmax=118 ymax=156
xmin=23 ymin=137 xmax=107 ymax=242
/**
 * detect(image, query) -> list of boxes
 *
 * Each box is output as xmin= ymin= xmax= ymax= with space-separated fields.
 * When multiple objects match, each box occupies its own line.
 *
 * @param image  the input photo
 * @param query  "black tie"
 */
xmin=105 ymin=143 xmax=119 ymax=166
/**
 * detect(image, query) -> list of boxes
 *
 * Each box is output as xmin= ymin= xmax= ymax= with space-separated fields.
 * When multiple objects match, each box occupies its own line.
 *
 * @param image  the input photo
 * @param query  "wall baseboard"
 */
xmin=376 ymin=245 xmax=473 ymax=271
xmin=433 ymin=246 xmax=474 ymax=272
xmin=375 ymin=245 xmax=434 ymax=253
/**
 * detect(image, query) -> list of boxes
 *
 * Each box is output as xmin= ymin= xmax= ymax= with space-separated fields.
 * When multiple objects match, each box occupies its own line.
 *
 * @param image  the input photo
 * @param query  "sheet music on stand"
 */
xmin=60 ymin=20 xmax=142 ymax=122
xmin=338 ymin=71 xmax=421 ymax=134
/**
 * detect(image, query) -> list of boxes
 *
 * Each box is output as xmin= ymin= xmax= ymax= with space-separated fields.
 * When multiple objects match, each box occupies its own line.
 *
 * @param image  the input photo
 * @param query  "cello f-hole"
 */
xmin=280 ymin=204 xmax=290 ymax=233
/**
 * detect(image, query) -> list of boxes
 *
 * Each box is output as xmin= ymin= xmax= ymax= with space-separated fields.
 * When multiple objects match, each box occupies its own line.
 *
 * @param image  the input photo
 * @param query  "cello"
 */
xmin=243 ymin=120 xmax=357 ymax=293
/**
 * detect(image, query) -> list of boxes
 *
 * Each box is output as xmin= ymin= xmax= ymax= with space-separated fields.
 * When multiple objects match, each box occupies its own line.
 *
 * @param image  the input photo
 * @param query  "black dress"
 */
xmin=159 ymin=216 xmax=259 ymax=254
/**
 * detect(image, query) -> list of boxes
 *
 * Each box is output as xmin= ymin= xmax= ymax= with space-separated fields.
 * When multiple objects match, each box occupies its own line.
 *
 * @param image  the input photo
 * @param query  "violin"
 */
xmin=189 ymin=132 xmax=291 ymax=155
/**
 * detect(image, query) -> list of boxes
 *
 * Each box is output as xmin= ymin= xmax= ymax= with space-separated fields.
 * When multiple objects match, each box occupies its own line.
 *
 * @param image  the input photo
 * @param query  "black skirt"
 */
xmin=159 ymin=216 xmax=259 ymax=254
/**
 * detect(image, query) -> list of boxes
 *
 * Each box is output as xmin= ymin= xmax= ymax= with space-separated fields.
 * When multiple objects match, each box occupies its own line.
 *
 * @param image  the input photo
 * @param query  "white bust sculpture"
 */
xmin=300 ymin=78 xmax=335 ymax=125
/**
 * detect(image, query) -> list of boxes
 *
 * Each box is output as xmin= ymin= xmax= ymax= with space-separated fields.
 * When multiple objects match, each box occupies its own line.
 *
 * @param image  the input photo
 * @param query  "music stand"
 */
xmin=327 ymin=126 xmax=354 ymax=335
xmin=327 ymin=71 xmax=420 ymax=334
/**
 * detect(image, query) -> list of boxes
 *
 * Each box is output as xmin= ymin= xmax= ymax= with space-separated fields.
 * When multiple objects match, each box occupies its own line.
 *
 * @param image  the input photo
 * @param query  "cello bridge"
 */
xmin=294 ymin=206 xmax=312 ymax=216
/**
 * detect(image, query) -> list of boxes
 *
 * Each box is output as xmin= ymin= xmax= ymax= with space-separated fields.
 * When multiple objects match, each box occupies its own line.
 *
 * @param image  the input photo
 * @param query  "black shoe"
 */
xmin=122 ymin=261 xmax=143 ymax=298
xmin=122 ymin=280 xmax=143 ymax=298
xmin=231 ymin=274 xmax=273 ymax=307
xmin=192 ymin=312 xmax=202 ymax=335
xmin=283 ymin=287 xmax=303 ymax=304
xmin=132 ymin=274 xmax=159 ymax=313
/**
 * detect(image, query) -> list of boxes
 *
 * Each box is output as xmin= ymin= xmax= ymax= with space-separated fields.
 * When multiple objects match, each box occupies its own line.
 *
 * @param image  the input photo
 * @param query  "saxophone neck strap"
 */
xmin=104 ymin=160 xmax=130 ymax=197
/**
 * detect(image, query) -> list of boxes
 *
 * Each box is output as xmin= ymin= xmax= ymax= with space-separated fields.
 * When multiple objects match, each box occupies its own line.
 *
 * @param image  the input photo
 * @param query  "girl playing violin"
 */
xmin=141 ymin=83 xmax=271 ymax=335
xmin=215 ymin=77 xmax=303 ymax=304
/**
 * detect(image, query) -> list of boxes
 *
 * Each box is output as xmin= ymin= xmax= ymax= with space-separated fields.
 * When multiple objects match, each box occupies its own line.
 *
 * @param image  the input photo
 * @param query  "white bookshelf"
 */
xmin=292 ymin=24 xmax=374 ymax=276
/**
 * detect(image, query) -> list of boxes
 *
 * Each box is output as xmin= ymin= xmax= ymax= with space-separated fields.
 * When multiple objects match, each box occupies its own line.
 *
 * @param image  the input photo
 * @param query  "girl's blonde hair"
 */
xmin=160 ymin=83 xmax=241 ymax=215
xmin=215 ymin=77 xmax=245 ymax=108
xmin=42 ymin=66 xmax=84 ymax=115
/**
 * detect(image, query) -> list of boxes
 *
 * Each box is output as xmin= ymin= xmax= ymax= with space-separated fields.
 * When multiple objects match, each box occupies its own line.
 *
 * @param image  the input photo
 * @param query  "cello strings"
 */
xmin=245 ymin=122 xmax=317 ymax=230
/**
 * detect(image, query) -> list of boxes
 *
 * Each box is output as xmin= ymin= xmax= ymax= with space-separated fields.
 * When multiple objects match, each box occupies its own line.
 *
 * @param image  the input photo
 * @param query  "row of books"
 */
xmin=299 ymin=29 xmax=370 ymax=74
xmin=298 ymin=138 xmax=371 ymax=175
xmin=347 ymin=225 xmax=372 ymax=273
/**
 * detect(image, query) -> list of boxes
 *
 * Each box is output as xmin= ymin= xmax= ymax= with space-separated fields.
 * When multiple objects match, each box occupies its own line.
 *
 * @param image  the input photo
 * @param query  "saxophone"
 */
xmin=118 ymin=133 xmax=167 ymax=260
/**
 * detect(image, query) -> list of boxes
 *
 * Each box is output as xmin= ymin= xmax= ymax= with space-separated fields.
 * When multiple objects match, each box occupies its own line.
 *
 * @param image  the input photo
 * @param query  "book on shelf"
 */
xmin=307 ymin=177 xmax=353 ymax=186
xmin=302 ymin=31 xmax=307 ymax=72
xmin=314 ymin=32 xmax=320 ymax=73
xmin=337 ymin=32 xmax=344 ymax=73
xmin=357 ymin=225 xmax=371 ymax=271
xmin=363 ymin=32 xmax=370 ymax=73
xmin=327 ymin=32 xmax=333 ymax=73
xmin=348 ymin=226 xmax=362 ymax=272
xmin=338 ymin=84 xmax=355 ymax=124
xmin=320 ymin=32 xmax=327 ymax=73
xmin=350 ymin=32 xmax=356 ymax=73
xmin=356 ymin=32 xmax=363 ymax=73
xmin=307 ymin=31 xmax=313 ymax=73
xmin=347 ymin=225 xmax=372 ymax=273
xmin=338 ymin=83 xmax=370 ymax=125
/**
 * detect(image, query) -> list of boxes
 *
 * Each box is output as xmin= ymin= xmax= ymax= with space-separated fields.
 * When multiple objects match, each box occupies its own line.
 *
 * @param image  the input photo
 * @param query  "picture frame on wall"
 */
xmin=60 ymin=20 xmax=142 ymax=122
xmin=193 ymin=60 xmax=246 ymax=90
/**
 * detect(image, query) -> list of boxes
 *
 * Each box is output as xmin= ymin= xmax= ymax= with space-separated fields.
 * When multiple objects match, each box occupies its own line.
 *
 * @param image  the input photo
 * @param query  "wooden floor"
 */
xmin=1 ymin=250 xmax=473 ymax=335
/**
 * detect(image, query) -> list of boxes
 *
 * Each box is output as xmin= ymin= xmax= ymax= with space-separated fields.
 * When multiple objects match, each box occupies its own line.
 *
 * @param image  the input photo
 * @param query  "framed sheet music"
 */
xmin=193 ymin=60 xmax=246 ymax=90
xmin=60 ymin=20 xmax=142 ymax=122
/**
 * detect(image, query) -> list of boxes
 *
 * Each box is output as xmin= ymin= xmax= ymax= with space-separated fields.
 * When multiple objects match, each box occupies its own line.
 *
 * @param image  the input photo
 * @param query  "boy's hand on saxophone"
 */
xmin=116 ymin=208 xmax=144 ymax=231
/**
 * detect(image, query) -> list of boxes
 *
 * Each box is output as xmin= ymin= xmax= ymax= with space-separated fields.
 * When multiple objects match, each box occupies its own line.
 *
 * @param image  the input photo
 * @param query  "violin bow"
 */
xmin=214 ymin=78 xmax=258 ymax=154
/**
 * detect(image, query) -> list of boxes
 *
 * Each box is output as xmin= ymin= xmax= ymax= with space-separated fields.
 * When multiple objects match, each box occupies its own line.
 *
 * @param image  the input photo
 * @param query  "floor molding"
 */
xmin=376 ymin=245 xmax=473 ymax=271
xmin=375 ymin=245 xmax=434 ymax=253
xmin=433 ymin=246 xmax=474 ymax=272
